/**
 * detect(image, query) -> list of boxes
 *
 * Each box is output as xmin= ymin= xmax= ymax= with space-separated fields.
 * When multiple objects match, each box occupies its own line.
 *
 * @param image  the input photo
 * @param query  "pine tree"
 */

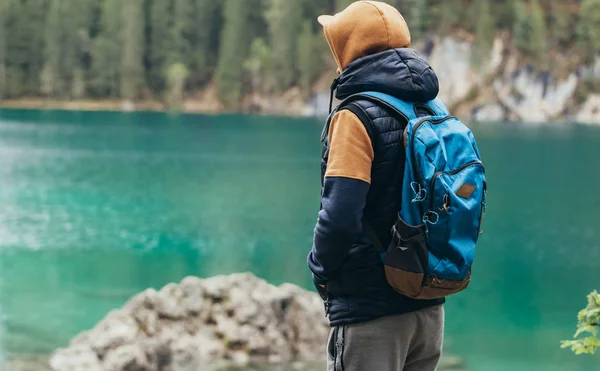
xmin=473 ymin=0 xmax=494 ymax=69
xmin=435 ymin=0 xmax=461 ymax=34
xmin=514 ymin=0 xmax=547 ymax=69
xmin=336 ymin=0 xmax=354 ymax=12
xmin=90 ymin=0 xmax=122 ymax=97
xmin=0 ymin=0 xmax=7 ymax=98
xmin=402 ymin=0 xmax=427 ymax=41
xmin=547 ymin=0 xmax=573 ymax=48
xmin=40 ymin=0 xmax=64 ymax=95
xmin=40 ymin=0 xmax=94 ymax=98
xmin=492 ymin=0 xmax=518 ymax=30
xmin=172 ymin=0 xmax=194 ymax=67
xmin=6 ymin=0 xmax=48 ymax=96
xmin=514 ymin=1 xmax=530 ymax=54
xmin=267 ymin=0 xmax=303 ymax=91
xmin=166 ymin=63 xmax=189 ymax=109
xmin=66 ymin=0 xmax=95 ymax=98
xmin=577 ymin=0 xmax=600 ymax=63
xmin=214 ymin=0 xmax=261 ymax=108
xmin=192 ymin=0 xmax=222 ymax=85
xmin=121 ymin=0 xmax=145 ymax=101
xmin=244 ymin=38 xmax=274 ymax=94
xmin=529 ymin=0 xmax=547 ymax=69
xmin=301 ymin=0 xmax=329 ymax=21
xmin=148 ymin=0 xmax=175 ymax=94
xmin=297 ymin=21 xmax=322 ymax=97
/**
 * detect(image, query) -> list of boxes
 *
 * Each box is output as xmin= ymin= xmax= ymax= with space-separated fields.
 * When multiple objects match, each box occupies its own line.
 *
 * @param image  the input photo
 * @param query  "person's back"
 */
xmin=307 ymin=2 xmax=446 ymax=370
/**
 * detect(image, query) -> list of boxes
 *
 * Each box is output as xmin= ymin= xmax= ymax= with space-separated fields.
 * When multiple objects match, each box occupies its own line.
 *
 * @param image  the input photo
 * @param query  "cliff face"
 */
xmin=301 ymin=36 xmax=600 ymax=125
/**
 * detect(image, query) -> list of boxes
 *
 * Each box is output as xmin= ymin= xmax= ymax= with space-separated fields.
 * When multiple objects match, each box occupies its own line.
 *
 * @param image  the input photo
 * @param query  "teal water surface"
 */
xmin=0 ymin=109 xmax=599 ymax=370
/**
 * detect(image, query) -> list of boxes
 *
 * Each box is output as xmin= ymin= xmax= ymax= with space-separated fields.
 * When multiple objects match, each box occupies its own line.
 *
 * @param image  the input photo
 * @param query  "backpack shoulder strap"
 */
xmin=321 ymin=91 xmax=450 ymax=143
xmin=352 ymin=91 xmax=450 ymax=118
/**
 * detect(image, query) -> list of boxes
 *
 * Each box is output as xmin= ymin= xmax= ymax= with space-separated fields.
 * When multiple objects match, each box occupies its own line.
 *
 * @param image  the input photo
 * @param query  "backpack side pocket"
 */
xmin=383 ymin=216 xmax=428 ymax=298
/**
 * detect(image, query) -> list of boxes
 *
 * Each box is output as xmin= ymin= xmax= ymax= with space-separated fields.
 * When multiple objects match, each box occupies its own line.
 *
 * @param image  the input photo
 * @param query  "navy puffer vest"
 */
xmin=320 ymin=48 xmax=445 ymax=326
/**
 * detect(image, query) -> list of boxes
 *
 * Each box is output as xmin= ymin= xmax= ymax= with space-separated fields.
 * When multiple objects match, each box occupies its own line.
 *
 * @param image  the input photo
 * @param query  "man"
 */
xmin=307 ymin=2 xmax=445 ymax=371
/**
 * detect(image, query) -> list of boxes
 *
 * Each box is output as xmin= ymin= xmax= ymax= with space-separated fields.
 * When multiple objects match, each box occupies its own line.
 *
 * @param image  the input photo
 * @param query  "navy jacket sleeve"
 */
xmin=307 ymin=110 xmax=374 ymax=284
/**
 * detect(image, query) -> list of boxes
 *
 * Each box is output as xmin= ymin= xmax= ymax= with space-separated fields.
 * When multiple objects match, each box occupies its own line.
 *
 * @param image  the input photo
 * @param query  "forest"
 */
xmin=0 ymin=0 xmax=598 ymax=109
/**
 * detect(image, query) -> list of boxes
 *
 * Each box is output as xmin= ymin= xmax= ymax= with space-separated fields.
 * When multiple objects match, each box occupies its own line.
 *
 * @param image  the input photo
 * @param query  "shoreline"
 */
xmin=2 ymin=97 xmax=599 ymax=126
xmin=0 ymin=98 xmax=222 ymax=115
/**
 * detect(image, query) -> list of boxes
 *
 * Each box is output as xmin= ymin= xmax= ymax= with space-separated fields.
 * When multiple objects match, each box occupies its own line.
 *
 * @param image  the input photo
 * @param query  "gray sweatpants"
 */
xmin=326 ymin=305 xmax=444 ymax=371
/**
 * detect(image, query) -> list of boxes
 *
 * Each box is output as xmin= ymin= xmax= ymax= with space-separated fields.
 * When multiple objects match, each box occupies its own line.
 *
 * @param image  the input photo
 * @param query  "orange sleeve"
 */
xmin=325 ymin=109 xmax=374 ymax=184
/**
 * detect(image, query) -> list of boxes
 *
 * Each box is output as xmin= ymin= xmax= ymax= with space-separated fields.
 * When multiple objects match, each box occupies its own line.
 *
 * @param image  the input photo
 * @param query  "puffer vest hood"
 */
xmin=320 ymin=48 xmax=444 ymax=325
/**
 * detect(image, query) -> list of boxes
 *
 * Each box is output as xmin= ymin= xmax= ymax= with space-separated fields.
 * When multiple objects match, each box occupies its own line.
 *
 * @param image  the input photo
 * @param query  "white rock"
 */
xmin=576 ymin=94 xmax=600 ymax=125
xmin=49 ymin=345 xmax=102 ymax=371
xmin=424 ymin=37 xmax=503 ymax=108
xmin=102 ymin=344 xmax=153 ymax=371
xmin=50 ymin=274 xmax=330 ymax=371
xmin=88 ymin=311 xmax=139 ymax=357
xmin=49 ymin=273 xmax=460 ymax=371
xmin=472 ymin=103 xmax=506 ymax=122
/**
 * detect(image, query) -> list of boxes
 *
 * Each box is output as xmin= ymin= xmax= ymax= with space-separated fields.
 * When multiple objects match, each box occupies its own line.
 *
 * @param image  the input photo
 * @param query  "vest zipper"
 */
xmin=328 ymin=78 xmax=340 ymax=114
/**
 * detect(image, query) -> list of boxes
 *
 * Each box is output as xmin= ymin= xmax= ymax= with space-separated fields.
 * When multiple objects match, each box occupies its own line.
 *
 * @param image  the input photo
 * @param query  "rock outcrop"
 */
xmin=44 ymin=273 xmax=464 ymax=371
xmin=49 ymin=273 xmax=329 ymax=371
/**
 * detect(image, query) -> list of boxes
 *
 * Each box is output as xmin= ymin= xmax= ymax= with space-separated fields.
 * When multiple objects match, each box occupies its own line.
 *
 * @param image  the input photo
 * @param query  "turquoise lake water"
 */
xmin=0 ymin=109 xmax=599 ymax=370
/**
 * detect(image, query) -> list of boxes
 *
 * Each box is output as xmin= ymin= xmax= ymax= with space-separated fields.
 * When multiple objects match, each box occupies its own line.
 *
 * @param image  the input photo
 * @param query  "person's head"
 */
xmin=318 ymin=1 xmax=411 ymax=74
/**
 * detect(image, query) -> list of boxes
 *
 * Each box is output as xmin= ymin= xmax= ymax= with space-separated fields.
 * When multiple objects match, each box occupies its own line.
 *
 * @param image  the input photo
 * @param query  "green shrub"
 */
xmin=561 ymin=291 xmax=600 ymax=356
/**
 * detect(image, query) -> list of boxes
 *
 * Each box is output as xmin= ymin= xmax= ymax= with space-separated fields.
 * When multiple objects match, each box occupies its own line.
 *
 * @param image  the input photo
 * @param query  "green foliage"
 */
xmin=0 ymin=0 xmax=596 ymax=108
xmin=297 ymin=21 xmax=323 ymax=98
xmin=6 ymin=0 xmax=49 ymax=96
xmin=514 ymin=0 xmax=548 ymax=70
xmin=90 ymin=0 xmax=122 ymax=98
xmin=120 ymin=0 xmax=145 ymax=101
xmin=547 ymin=0 xmax=574 ymax=48
xmin=492 ymin=0 xmax=518 ymax=29
xmin=473 ymin=0 xmax=495 ymax=69
xmin=514 ymin=1 xmax=529 ymax=52
xmin=165 ymin=63 xmax=189 ymax=109
xmin=214 ymin=0 xmax=261 ymax=109
xmin=244 ymin=38 xmax=275 ymax=95
xmin=562 ymin=291 xmax=600 ymax=356
xmin=403 ymin=0 xmax=428 ymax=42
xmin=577 ymin=0 xmax=600 ymax=63
xmin=266 ymin=0 xmax=303 ymax=91
xmin=192 ymin=0 xmax=222 ymax=85
xmin=40 ymin=0 xmax=63 ymax=95
xmin=432 ymin=0 xmax=462 ymax=35
xmin=336 ymin=0 xmax=355 ymax=12
xmin=40 ymin=0 xmax=94 ymax=97
xmin=529 ymin=0 xmax=548 ymax=68
xmin=148 ymin=0 xmax=174 ymax=94
xmin=0 ymin=0 xmax=7 ymax=98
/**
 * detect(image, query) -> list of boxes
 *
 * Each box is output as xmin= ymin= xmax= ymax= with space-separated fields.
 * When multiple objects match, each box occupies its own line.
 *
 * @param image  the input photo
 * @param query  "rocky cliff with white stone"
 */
xmin=415 ymin=36 xmax=599 ymax=124
xmin=303 ymin=35 xmax=600 ymax=125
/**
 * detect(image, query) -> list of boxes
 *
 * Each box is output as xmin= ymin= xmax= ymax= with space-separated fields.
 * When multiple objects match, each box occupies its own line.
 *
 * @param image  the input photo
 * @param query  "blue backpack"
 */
xmin=336 ymin=91 xmax=487 ymax=299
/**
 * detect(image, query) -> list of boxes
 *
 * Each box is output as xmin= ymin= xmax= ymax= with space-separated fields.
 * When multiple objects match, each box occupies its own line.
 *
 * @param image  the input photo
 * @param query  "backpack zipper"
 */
xmin=410 ymin=116 xmax=456 ymax=186
xmin=429 ymin=161 xmax=483 ymax=211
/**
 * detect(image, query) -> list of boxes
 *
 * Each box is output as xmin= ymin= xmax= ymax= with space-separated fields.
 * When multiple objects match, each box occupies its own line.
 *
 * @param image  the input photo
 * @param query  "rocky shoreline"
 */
xmin=3 ymin=273 xmax=464 ymax=371
xmin=1 ymin=36 xmax=599 ymax=125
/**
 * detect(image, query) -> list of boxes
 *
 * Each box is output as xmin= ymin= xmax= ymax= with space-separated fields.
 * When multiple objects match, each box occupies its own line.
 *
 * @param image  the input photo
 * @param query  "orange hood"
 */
xmin=318 ymin=1 xmax=411 ymax=72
